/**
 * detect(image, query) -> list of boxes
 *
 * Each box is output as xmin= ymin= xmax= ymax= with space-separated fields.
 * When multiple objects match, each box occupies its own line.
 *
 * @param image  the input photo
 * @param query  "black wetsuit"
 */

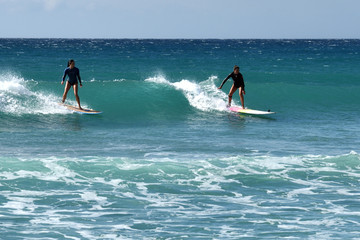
xmin=220 ymin=72 xmax=245 ymax=90
xmin=62 ymin=67 xmax=81 ymax=85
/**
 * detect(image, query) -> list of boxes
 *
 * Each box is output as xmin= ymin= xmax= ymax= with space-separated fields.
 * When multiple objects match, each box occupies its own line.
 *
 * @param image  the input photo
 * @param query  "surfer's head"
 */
xmin=67 ymin=59 xmax=75 ymax=68
xmin=233 ymin=65 xmax=240 ymax=74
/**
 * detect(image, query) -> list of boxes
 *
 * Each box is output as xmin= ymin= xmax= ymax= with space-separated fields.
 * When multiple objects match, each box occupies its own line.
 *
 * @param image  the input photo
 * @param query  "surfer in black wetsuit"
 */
xmin=61 ymin=59 xmax=82 ymax=110
xmin=218 ymin=65 xmax=245 ymax=108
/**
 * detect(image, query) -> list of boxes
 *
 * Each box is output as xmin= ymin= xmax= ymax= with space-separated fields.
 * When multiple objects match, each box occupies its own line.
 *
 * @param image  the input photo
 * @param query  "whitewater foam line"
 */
xmin=0 ymin=73 xmax=69 ymax=115
xmin=89 ymin=78 xmax=126 ymax=83
xmin=145 ymin=75 xmax=229 ymax=112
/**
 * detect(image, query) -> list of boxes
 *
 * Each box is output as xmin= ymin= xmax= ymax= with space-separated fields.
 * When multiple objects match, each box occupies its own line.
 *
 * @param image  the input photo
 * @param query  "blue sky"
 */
xmin=0 ymin=0 xmax=359 ymax=38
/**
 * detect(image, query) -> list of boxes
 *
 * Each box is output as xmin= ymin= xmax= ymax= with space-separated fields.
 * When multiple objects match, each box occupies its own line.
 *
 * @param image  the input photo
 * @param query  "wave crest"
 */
xmin=0 ymin=73 xmax=68 ymax=115
xmin=145 ymin=75 xmax=228 ymax=112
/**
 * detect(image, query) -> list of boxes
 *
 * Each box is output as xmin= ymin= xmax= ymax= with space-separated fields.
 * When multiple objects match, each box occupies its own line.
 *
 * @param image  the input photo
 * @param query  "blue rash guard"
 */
xmin=62 ymin=67 xmax=82 ymax=85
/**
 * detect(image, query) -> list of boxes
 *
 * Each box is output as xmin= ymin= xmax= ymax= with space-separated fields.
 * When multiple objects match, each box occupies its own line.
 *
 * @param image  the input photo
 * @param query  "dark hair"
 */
xmin=234 ymin=65 xmax=240 ymax=71
xmin=67 ymin=59 xmax=75 ymax=67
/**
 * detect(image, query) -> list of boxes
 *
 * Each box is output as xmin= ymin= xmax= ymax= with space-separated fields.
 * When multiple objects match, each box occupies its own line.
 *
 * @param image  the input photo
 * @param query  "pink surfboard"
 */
xmin=228 ymin=106 xmax=275 ymax=115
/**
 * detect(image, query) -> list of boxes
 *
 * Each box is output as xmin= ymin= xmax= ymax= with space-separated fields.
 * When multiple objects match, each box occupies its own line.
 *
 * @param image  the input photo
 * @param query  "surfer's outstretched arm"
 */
xmin=218 ymin=74 xmax=231 ymax=89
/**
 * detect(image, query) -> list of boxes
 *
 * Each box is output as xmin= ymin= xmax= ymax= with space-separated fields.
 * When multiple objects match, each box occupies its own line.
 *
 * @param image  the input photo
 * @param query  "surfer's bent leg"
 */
xmin=62 ymin=81 xmax=71 ymax=103
xmin=73 ymin=84 xmax=82 ymax=110
xmin=228 ymin=84 xmax=238 ymax=107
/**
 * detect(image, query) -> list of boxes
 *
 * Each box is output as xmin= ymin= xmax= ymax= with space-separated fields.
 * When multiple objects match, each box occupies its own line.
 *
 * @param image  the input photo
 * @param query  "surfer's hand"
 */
xmin=80 ymin=83 xmax=83 ymax=87
xmin=61 ymin=81 xmax=64 ymax=85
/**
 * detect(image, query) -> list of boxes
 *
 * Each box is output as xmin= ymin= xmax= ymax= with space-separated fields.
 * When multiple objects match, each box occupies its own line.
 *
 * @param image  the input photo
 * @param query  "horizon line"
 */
xmin=1 ymin=37 xmax=360 ymax=40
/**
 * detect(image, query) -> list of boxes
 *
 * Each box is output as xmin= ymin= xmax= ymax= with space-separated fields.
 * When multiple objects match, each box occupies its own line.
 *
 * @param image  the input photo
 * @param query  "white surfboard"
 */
xmin=59 ymin=103 xmax=102 ymax=115
xmin=228 ymin=106 xmax=275 ymax=115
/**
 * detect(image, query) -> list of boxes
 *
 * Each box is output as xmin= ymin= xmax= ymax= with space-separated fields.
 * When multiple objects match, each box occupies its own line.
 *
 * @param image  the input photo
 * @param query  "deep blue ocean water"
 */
xmin=0 ymin=39 xmax=360 ymax=239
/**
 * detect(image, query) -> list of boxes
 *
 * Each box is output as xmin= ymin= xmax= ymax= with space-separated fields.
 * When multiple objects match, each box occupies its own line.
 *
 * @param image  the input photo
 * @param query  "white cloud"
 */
xmin=42 ymin=0 xmax=63 ymax=11
xmin=0 ymin=0 xmax=63 ymax=11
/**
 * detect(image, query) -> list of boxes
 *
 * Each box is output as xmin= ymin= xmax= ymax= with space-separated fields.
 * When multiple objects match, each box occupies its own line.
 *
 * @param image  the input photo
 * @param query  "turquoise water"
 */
xmin=1 ymin=39 xmax=360 ymax=239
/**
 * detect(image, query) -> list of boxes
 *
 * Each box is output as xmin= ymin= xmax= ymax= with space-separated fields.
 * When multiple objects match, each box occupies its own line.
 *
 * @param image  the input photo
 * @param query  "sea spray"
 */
xmin=145 ymin=75 xmax=229 ymax=111
xmin=0 ymin=73 xmax=68 ymax=115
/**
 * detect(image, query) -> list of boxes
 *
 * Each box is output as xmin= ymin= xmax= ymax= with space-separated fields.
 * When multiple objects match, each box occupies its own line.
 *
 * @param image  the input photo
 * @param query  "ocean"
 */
xmin=0 ymin=39 xmax=360 ymax=239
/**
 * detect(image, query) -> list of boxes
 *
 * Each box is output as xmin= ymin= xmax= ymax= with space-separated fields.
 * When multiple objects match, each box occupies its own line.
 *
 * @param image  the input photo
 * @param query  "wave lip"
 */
xmin=145 ymin=75 xmax=228 ymax=112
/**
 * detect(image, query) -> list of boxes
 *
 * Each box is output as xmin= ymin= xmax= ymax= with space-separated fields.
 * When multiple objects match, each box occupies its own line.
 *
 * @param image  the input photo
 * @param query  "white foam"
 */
xmin=0 ymin=74 xmax=31 ymax=94
xmin=41 ymin=160 xmax=82 ymax=184
xmin=349 ymin=150 xmax=358 ymax=155
xmin=287 ymin=187 xmax=317 ymax=199
xmin=2 ymin=194 xmax=38 ymax=215
xmin=145 ymin=75 xmax=169 ymax=84
xmin=145 ymin=75 xmax=228 ymax=112
xmin=2 ymin=154 xmax=360 ymax=238
xmin=113 ymin=78 xmax=125 ymax=82
xmin=0 ymin=73 xmax=69 ymax=115
xmin=116 ymin=162 xmax=153 ymax=170
xmin=80 ymin=191 xmax=108 ymax=207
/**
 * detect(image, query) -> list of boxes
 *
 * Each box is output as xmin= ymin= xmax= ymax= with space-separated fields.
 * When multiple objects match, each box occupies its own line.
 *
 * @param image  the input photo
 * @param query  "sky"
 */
xmin=0 ymin=0 xmax=359 ymax=39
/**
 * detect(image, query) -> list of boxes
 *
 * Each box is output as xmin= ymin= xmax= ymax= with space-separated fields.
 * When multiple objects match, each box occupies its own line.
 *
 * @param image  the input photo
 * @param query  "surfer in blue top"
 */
xmin=61 ymin=59 xmax=82 ymax=110
xmin=218 ymin=65 xmax=245 ymax=108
